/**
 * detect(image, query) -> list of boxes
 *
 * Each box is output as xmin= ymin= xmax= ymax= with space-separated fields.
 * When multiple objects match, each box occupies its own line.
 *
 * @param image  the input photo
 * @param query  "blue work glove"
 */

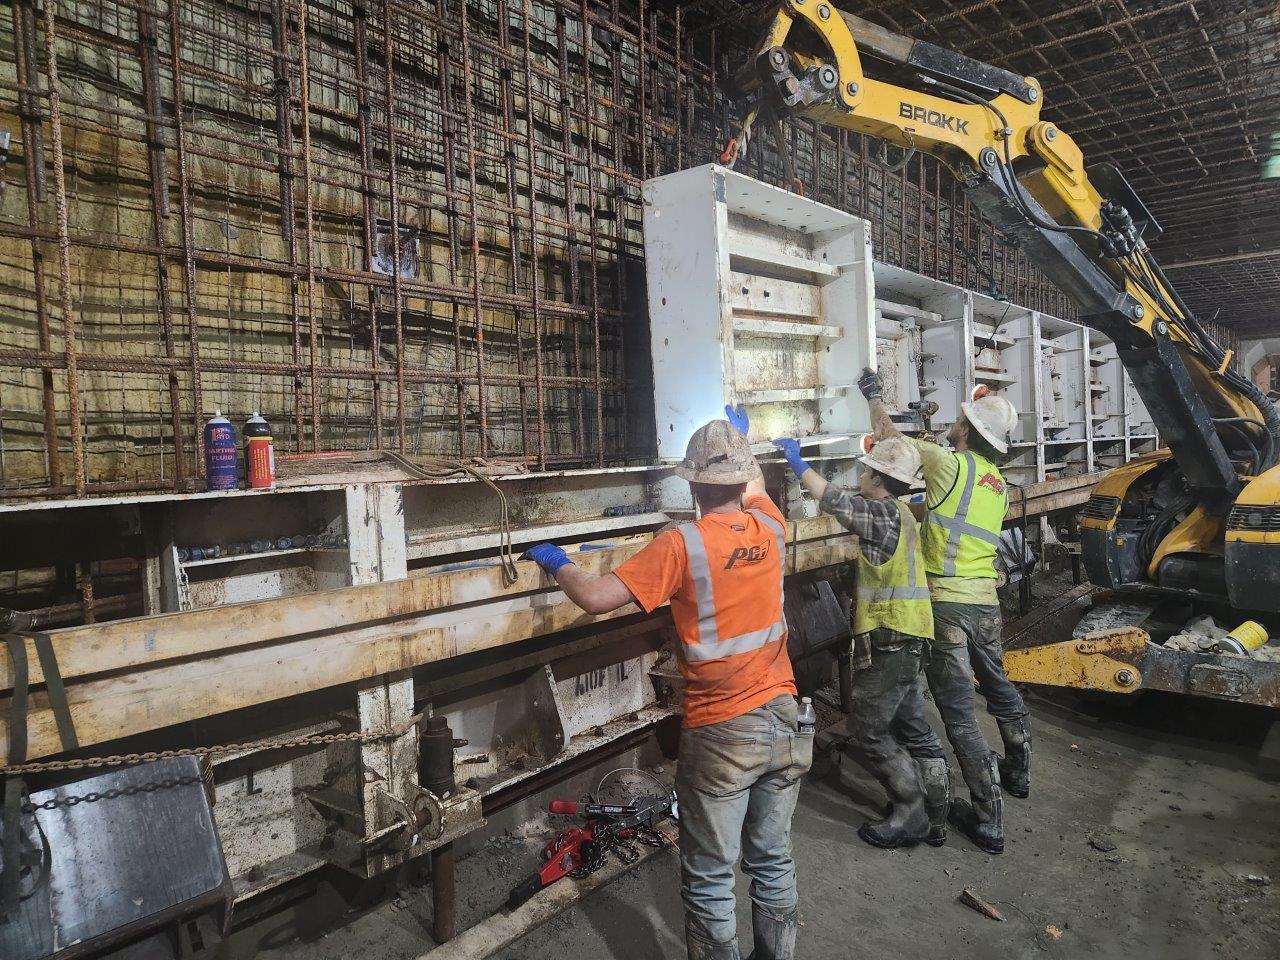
xmin=773 ymin=438 xmax=811 ymax=477
xmin=725 ymin=403 xmax=750 ymax=436
xmin=521 ymin=543 xmax=574 ymax=575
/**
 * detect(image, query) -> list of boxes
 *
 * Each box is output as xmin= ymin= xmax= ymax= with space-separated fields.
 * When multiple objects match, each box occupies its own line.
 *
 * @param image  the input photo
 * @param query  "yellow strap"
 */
xmin=1217 ymin=349 xmax=1233 ymax=375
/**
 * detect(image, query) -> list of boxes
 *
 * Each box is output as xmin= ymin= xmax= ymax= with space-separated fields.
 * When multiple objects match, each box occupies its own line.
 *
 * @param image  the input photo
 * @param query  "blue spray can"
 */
xmin=204 ymin=411 xmax=239 ymax=490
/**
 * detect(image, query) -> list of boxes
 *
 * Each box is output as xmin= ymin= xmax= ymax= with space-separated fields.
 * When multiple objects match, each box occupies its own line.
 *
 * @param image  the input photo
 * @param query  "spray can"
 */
xmin=203 ymin=412 xmax=239 ymax=491
xmin=244 ymin=412 xmax=274 ymax=490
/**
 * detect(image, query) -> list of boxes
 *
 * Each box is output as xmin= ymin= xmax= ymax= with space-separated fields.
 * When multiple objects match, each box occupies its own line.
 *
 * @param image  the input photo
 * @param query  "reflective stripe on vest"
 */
xmin=853 ymin=499 xmax=934 ymax=640
xmin=922 ymin=451 xmax=1007 ymax=579
xmin=674 ymin=508 xmax=788 ymax=663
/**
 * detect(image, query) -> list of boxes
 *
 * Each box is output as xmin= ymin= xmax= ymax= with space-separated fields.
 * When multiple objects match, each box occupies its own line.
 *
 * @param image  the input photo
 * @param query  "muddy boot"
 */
xmin=686 ymin=920 xmax=741 ymax=960
xmin=746 ymin=904 xmax=797 ymax=960
xmin=997 ymin=717 xmax=1031 ymax=799
xmin=857 ymin=751 xmax=930 ymax=849
xmin=948 ymin=753 xmax=1004 ymax=855
xmin=914 ymin=757 xmax=951 ymax=847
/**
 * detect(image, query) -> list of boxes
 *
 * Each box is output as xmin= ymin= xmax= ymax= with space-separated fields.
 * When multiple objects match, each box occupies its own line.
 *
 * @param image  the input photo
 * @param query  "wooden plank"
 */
xmin=0 ymin=536 xmax=857 ymax=762
xmin=3 ymin=516 xmax=844 ymax=693
xmin=1004 ymin=471 xmax=1104 ymax=522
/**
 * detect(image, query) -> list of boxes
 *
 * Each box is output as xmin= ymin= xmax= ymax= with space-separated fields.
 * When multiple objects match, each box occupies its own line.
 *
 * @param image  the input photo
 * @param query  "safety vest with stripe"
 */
xmin=923 ymin=450 xmax=1007 ymax=580
xmin=853 ymin=499 xmax=934 ymax=641
xmin=673 ymin=508 xmax=788 ymax=664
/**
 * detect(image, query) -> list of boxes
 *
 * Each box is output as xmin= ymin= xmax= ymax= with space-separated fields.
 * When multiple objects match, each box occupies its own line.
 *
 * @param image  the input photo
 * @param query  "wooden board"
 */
xmin=1 ymin=528 xmax=855 ymax=762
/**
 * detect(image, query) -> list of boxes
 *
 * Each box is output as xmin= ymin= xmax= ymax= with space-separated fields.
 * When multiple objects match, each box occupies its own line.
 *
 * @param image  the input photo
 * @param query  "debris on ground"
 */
xmin=1088 ymin=835 xmax=1118 ymax=853
xmin=958 ymin=887 xmax=1005 ymax=922
xmin=1045 ymin=924 xmax=1064 ymax=940
xmin=1243 ymin=875 xmax=1271 ymax=886
xmin=1070 ymin=743 xmax=1080 ymax=752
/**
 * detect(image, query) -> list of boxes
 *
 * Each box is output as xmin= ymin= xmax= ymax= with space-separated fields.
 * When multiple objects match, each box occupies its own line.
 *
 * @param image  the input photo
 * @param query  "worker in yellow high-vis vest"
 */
xmin=773 ymin=434 xmax=945 ymax=849
xmin=859 ymin=369 xmax=1029 ymax=855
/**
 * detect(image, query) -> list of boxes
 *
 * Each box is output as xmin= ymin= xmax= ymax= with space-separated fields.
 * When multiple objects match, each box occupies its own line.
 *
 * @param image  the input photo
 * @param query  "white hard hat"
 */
xmin=674 ymin=420 xmax=762 ymax=485
xmin=961 ymin=387 xmax=1018 ymax=454
xmin=855 ymin=435 xmax=924 ymax=489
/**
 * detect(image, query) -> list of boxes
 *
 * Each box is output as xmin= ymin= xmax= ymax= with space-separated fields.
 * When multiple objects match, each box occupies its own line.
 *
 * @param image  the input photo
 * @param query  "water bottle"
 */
xmin=797 ymin=696 xmax=816 ymax=735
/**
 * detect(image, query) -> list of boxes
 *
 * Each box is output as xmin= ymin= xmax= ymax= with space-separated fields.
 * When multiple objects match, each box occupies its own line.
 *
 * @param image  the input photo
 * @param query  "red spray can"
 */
xmin=244 ymin=412 xmax=275 ymax=489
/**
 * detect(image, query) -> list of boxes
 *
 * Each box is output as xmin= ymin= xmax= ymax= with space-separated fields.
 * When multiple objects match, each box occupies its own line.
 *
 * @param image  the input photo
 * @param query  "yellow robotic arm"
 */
xmin=741 ymin=0 xmax=1277 ymax=518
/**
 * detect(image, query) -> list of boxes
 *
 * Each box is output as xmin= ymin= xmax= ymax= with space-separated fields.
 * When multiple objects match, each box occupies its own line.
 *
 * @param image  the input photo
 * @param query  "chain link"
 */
xmin=2 ymin=719 xmax=419 ymax=777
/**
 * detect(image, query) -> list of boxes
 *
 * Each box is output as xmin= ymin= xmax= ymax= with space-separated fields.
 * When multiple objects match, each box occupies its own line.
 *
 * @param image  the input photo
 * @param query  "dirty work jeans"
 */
xmin=935 ymin=601 xmax=1029 ymax=723
xmin=893 ymin=630 xmax=990 ymax=763
xmin=848 ymin=637 xmax=934 ymax=766
xmin=676 ymin=694 xmax=814 ymax=946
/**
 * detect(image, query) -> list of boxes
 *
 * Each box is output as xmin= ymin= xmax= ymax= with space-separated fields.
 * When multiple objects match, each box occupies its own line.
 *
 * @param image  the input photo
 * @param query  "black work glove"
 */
xmin=857 ymin=367 xmax=883 ymax=401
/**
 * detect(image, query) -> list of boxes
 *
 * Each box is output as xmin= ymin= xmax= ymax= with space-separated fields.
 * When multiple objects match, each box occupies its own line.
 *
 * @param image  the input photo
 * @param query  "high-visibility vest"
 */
xmin=673 ymin=508 xmax=788 ymax=663
xmin=922 ymin=451 xmax=1008 ymax=580
xmin=854 ymin=499 xmax=934 ymax=640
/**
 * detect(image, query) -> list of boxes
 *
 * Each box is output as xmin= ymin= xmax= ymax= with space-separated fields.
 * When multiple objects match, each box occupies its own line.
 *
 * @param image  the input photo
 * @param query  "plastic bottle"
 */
xmin=797 ymin=696 xmax=816 ymax=735
xmin=244 ymin=412 xmax=275 ymax=490
xmin=203 ymin=411 xmax=239 ymax=491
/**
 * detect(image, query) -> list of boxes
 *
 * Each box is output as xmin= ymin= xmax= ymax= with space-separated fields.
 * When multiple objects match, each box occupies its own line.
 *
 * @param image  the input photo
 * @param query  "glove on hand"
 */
xmin=521 ymin=543 xmax=574 ymax=575
xmin=857 ymin=367 xmax=883 ymax=401
xmin=773 ymin=438 xmax=811 ymax=477
xmin=725 ymin=403 xmax=750 ymax=437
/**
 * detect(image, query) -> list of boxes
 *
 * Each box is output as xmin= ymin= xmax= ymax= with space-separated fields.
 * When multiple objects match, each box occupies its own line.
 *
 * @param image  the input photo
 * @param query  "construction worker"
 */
xmin=859 ymin=368 xmax=1028 ymax=850
xmin=773 ymin=434 xmax=950 ymax=850
xmin=523 ymin=408 xmax=809 ymax=960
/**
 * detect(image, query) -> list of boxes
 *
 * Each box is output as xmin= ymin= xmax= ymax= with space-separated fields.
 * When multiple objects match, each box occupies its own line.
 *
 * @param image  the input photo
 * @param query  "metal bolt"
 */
xmin=846 ymin=81 xmax=859 ymax=96
xmin=1115 ymin=669 xmax=1136 ymax=687
xmin=980 ymin=147 xmax=999 ymax=168
xmin=1045 ymin=127 xmax=1057 ymax=141
xmin=1028 ymin=88 xmax=1039 ymax=102
xmin=1156 ymin=320 xmax=1168 ymax=335
xmin=818 ymin=3 xmax=830 ymax=18
xmin=770 ymin=48 xmax=787 ymax=68
xmin=1130 ymin=303 xmax=1145 ymax=320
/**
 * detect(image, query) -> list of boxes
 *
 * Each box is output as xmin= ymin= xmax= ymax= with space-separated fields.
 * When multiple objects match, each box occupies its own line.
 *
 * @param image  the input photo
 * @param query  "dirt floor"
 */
xmin=224 ymin=576 xmax=1280 ymax=960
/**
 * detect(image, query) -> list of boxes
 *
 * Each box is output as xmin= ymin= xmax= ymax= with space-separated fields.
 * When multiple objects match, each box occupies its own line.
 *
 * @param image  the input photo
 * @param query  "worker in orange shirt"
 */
xmin=523 ymin=408 xmax=810 ymax=960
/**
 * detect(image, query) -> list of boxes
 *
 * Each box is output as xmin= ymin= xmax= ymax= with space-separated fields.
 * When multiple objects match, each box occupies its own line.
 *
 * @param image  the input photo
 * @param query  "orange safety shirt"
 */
xmin=614 ymin=493 xmax=795 ymax=728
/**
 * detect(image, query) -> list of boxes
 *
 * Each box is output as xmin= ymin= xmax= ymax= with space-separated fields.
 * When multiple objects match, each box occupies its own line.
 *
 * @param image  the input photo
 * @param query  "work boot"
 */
xmin=997 ymin=717 xmax=1032 ymax=799
xmin=914 ymin=757 xmax=951 ymax=847
xmin=686 ymin=919 xmax=741 ymax=960
xmin=948 ymin=753 xmax=1004 ymax=855
xmin=856 ymin=751 xmax=930 ymax=849
xmin=746 ymin=904 xmax=797 ymax=960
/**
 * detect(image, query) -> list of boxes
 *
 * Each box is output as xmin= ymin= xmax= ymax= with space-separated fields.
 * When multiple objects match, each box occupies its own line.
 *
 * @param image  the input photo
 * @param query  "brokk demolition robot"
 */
xmin=734 ymin=2 xmax=1280 ymax=707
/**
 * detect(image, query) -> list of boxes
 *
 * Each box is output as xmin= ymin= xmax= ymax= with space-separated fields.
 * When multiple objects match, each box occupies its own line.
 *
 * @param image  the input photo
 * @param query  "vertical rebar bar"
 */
xmin=11 ymin=0 xmax=59 ymax=488
xmin=294 ymin=0 xmax=322 ymax=450
xmin=379 ymin=0 xmax=408 ymax=453
xmin=167 ymin=0 xmax=207 ymax=477
xmin=353 ymin=3 xmax=384 ymax=450
xmin=137 ymin=8 xmax=187 ymax=488
xmin=40 ymin=0 xmax=86 ymax=495
xmin=521 ymin=0 xmax=548 ymax=469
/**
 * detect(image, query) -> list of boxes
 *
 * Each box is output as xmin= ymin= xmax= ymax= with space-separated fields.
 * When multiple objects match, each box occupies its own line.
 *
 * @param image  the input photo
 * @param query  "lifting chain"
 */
xmin=1 ymin=715 xmax=422 ymax=777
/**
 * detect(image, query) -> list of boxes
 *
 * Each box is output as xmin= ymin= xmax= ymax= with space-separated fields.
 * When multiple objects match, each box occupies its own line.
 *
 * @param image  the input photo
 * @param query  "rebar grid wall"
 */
xmin=1 ymin=0 xmax=1089 ymax=498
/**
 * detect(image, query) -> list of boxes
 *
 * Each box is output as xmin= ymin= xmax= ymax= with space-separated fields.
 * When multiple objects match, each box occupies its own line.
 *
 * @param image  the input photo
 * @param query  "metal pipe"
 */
xmin=431 ymin=842 xmax=456 ymax=943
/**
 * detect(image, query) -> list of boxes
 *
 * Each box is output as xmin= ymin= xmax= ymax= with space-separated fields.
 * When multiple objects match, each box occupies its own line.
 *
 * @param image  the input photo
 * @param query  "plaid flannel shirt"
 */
xmin=819 ymin=483 xmax=920 ymax=670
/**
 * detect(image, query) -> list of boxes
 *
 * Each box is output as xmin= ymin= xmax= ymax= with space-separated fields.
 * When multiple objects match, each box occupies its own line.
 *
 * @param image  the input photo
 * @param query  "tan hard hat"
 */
xmin=674 ymin=420 xmax=762 ymax=485
xmin=856 ymin=435 xmax=924 ymax=489
xmin=961 ymin=391 xmax=1019 ymax=454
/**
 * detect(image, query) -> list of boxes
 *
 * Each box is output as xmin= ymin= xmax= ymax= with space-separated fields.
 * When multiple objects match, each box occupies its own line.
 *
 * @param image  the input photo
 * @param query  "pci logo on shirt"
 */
xmin=725 ymin=541 xmax=771 ymax=570
xmin=977 ymin=472 xmax=1006 ymax=495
